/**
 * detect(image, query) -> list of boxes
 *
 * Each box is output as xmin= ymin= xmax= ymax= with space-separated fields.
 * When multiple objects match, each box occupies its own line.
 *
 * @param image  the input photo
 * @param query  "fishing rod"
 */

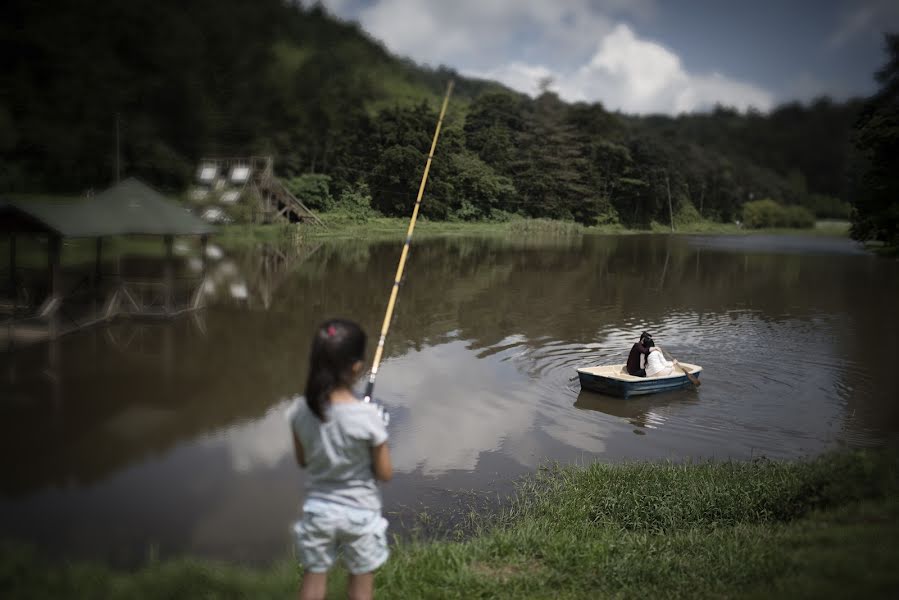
xmin=363 ymin=80 xmax=455 ymax=421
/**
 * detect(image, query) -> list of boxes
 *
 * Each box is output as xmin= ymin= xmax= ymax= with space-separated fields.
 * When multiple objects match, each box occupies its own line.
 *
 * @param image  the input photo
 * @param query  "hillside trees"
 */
xmin=849 ymin=34 xmax=899 ymax=245
xmin=0 ymin=0 xmax=868 ymax=229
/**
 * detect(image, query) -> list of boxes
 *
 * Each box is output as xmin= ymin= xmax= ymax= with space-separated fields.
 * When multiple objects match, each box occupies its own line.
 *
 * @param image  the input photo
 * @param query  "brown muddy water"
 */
xmin=1 ymin=233 xmax=897 ymax=565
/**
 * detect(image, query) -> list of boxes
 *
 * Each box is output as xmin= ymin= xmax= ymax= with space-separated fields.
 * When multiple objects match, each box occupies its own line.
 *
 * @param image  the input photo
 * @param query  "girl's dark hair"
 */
xmin=305 ymin=318 xmax=367 ymax=421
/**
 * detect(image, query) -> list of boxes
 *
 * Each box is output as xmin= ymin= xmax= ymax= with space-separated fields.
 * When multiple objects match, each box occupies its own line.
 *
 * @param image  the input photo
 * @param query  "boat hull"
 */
xmin=577 ymin=363 xmax=702 ymax=399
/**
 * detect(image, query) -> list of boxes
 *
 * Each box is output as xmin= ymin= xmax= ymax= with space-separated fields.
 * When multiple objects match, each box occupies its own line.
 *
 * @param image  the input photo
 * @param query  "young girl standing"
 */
xmin=288 ymin=319 xmax=392 ymax=600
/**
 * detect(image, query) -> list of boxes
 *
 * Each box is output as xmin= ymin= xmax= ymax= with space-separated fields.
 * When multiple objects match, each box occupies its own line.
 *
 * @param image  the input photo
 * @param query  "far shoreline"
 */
xmin=215 ymin=216 xmax=853 ymax=247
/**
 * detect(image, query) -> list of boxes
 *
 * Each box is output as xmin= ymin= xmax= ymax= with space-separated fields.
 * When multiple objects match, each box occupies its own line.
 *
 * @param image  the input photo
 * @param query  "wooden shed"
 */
xmin=1 ymin=178 xmax=215 ymax=347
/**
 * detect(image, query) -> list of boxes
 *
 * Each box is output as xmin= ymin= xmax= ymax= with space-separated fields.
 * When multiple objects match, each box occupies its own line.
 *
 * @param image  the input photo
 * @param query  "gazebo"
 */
xmin=1 ymin=178 xmax=215 ymax=346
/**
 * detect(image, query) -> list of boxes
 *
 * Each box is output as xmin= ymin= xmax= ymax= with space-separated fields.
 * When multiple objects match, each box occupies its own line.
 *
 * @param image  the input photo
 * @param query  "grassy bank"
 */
xmin=864 ymin=240 xmax=899 ymax=257
xmin=215 ymin=215 xmax=851 ymax=247
xmin=2 ymin=449 xmax=897 ymax=598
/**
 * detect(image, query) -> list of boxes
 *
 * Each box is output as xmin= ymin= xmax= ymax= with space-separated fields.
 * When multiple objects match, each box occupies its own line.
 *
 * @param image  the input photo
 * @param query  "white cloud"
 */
xmin=204 ymin=403 xmax=294 ymax=473
xmin=321 ymin=2 xmax=772 ymax=115
xmin=827 ymin=0 xmax=899 ymax=50
xmin=375 ymin=339 xmax=538 ymax=476
xmin=485 ymin=25 xmax=774 ymax=114
xmin=828 ymin=5 xmax=875 ymax=50
xmin=473 ymin=62 xmax=556 ymax=97
xmin=323 ymin=0 xmax=653 ymax=69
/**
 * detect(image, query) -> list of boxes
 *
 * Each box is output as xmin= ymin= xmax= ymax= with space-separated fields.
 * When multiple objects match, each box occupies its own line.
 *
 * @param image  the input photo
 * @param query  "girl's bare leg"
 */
xmin=299 ymin=572 xmax=327 ymax=600
xmin=347 ymin=572 xmax=374 ymax=600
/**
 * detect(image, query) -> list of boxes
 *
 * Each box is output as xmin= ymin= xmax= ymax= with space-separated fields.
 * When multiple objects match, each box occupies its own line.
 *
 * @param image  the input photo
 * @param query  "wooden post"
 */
xmin=665 ymin=171 xmax=675 ymax=232
xmin=48 ymin=334 xmax=61 ymax=412
xmin=93 ymin=237 xmax=103 ymax=302
xmin=8 ymin=234 xmax=15 ymax=300
xmin=190 ymin=235 xmax=209 ymax=311
xmin=115 ymin=113 xmax=121 ymax=183
xmin=94 ymin=238 xmax=103 ymax=286
xmin=699 ymin=182 xmax=705 ymax=218
xmin=200 ymin=234 xmax=208 ymax=278
xmin=48 ymin=235 xmax=61 ymax=339
xmin=163 ymin=235 xmax=174 ymax=315
xmin=163 ymin=319 xmax=174 ymax=385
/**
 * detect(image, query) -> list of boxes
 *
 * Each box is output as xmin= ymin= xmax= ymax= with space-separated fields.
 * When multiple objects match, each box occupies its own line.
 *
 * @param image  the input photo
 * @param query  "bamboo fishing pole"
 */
xmin=363 ymin=80 xmax=455 ymax=415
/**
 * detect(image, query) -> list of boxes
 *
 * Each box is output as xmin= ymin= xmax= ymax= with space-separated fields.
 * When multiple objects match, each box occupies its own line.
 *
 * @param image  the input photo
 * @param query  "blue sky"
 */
xmin=317 ymin=0 xmax=899 ymax=114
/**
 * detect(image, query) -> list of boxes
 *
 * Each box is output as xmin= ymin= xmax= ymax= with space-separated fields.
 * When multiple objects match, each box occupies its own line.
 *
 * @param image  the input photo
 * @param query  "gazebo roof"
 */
xmin=0 ymin=178 xmax=215 ymax=238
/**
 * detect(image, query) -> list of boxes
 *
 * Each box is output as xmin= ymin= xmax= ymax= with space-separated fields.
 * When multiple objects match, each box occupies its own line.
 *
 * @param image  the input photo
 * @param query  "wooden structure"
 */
xmin=191 ymin=156 xmax=324 ymax=226
xmin=1 ymin=178 xmax=215 ymax=349
xmin=204 ymin=241 xmax=322 ymax=311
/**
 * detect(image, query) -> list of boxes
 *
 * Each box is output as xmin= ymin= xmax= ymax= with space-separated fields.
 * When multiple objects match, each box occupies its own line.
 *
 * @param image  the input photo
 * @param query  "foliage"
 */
xmin=0 ymin=0 xmax=869 ymax=232
xmin=284 ymin=173 xmax=333 ymax=212
xmin=1 ymin=450 xmax=897 ymax=598
xmin=743 ymin=199 xmax=815 ymax=229
xmin=849 ymin=34 xmax=899 ymax=245
xmin=801 ymin=193 xmax=852 ymax=219
xmin=782 ymin=204 xmax=817 ymax=228
xmin=332 ymin=182 xmax=379 ymax=222
xmin=507 ymin=219 xmax=585 ymax=236
xmin=446 ymin=151 xmax=515 ymax=220
xmin=673 ymin=197 xmax=703 ymax=228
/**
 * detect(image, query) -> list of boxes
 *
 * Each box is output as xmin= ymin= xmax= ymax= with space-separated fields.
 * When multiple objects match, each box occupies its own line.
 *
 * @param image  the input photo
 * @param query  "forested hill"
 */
xmin=1 ymin=0 xmax=863 ymax=226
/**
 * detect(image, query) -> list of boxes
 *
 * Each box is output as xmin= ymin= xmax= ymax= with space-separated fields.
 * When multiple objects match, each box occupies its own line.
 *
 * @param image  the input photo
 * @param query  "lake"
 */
xmin=1 ymin=233 xmax=897 ymax=565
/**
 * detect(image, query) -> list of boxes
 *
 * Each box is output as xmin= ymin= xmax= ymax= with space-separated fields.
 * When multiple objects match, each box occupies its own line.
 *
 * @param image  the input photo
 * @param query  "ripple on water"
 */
xmin=467 ymin=308 xmax=880 ymax=460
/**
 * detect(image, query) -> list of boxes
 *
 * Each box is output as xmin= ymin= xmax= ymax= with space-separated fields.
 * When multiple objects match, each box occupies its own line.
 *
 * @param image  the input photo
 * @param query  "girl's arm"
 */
xmin=371 ymin=442 xmax=393 ymax=482
xmin=292 ymin=431 xmax=306 ymax=468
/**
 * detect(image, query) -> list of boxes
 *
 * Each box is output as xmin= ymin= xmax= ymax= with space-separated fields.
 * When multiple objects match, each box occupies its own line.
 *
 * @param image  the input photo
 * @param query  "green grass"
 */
xmin=225 ymin=216 xmax=723 ymax=244
xmin=2 ymin=450 xmax=897 ymax=598
xmin=235 ymin=215 xmax=850 ymax=245
xmin=649 ymin=219 xmax=852 ymax=237
xmin=864 ymin=240 xmax=899 ymax=257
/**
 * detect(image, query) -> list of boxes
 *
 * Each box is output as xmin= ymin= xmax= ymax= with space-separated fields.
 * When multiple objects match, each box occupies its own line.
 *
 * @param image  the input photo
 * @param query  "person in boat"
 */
xmin=626 ymin=332 xmax=653 ymax=377
xmin=644 ymin=339 xmax=678 ymax=377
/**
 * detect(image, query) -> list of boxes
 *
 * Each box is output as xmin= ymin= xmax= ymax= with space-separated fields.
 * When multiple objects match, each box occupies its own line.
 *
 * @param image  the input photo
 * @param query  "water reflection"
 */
xmin=1 ymin=232 xmax=897 ymax=563
xmin=575 ymin=389 xmax=697 ymax=430
xmin=377 ymin=338 xmax=538 ymax=475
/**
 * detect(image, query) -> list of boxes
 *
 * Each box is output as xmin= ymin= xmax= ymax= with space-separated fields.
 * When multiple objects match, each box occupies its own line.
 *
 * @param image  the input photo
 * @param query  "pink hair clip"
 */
xmin=326 ymin=325 xmax=337 ymax=337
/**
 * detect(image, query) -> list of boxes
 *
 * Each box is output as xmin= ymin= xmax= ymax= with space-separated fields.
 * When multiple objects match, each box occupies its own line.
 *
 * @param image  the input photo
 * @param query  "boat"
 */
xmin=576 ymin=363 xmax=702 ymax=398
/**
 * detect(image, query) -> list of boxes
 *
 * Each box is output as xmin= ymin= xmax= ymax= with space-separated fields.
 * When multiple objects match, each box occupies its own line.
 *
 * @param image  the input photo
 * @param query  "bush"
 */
xmin=285 ymin=174 xmax=334 ymax=211
xmin=742 ymin=199 xmax=783 ymax=228
xmin=508 ymin=219 xmax=584 ymax=236
xmin=801 ymin=193 xmax=852 ymax=220
xmin=673 ymin=197 xmax=702 ymax=228
xmin=487 ymin=209 xmax=521 ymax=222
xmin=592 ymin=204 xmax=620 ymax=226
xmin=742 ymin=199 xmax=814 ymax=229
xmin=333 ymin=182 xmax=380 ymax=222
xmin=782 ymin=204 xmax=816 ymax=228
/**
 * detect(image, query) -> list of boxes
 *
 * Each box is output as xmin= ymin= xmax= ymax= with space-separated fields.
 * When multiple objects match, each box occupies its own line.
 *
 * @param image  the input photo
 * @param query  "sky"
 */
xmin=315 ymin=0 xmax=899 ymax=114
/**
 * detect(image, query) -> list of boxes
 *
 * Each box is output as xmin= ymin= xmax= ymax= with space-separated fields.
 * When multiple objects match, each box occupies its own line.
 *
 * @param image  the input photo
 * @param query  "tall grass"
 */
xmin=507 ymin=219 xmax=585 ymax=236
xmin=500 ymin=450 xmax=896 ymax=533
xmin=2 ymin=451 xmax=896 ymax=598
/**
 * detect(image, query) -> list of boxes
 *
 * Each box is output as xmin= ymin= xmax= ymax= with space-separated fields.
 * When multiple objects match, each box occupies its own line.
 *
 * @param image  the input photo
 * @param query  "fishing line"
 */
xmin=363 ymin=80 xmax=455 ymax=422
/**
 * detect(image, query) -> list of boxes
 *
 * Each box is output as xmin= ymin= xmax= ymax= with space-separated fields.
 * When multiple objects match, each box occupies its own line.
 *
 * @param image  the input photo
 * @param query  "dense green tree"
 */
xmin=849 ymin=34 xmax=899 ymax=245
xmin=511 ymin=92 xmax=608 ymax=224
xmin=464 ymin=92 xmax=527 ymax=174
xmin=0 ymin=0 xmax=872 ymax=231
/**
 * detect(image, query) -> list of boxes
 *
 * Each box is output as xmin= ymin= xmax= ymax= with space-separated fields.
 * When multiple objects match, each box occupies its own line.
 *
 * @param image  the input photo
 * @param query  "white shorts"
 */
xmin=293 ymin=500 xmax=389 ymax=574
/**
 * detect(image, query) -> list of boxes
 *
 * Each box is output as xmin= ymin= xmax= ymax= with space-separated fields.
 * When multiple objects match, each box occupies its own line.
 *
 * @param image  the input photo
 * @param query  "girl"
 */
xmin=644 ymin=341 xmax=678 ymax=377
xmin=288 ymin=318 xmax=392 ymax=600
